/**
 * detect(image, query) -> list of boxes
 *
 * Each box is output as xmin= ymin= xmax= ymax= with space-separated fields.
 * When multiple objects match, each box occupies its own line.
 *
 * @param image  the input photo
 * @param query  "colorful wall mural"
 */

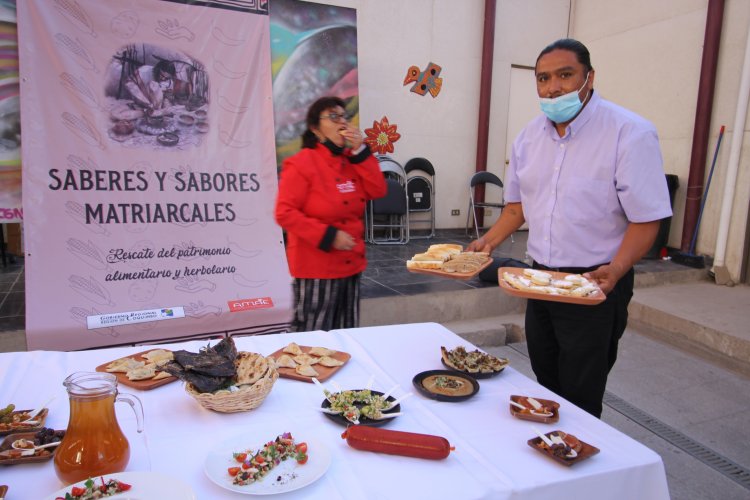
xmin=0 ymin=0 xmax=20 ymax=223
xmin=270 ymin=0 xmax=358 ymax=167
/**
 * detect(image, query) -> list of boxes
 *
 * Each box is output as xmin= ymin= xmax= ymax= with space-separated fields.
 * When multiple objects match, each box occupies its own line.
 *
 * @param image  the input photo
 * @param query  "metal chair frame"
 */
xmin=466 ymin=171 xmax=508 ymax=240
xmin=404 ymin=157 xmax=436 ymax=239
xmin=366 ymin=155 xmax=409 ymax=245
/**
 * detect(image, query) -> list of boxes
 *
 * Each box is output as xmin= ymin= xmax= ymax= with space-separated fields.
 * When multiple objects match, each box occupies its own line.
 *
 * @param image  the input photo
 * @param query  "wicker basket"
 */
xmin=185 ymin=360 xmax=278 ymax=413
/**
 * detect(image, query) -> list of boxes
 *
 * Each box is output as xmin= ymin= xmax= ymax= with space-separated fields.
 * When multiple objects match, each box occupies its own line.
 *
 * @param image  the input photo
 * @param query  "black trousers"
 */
xmin=291 ymin=274 xmax=361 ymax=332
xmin=525 ymin=265 xmax=634 ymax=418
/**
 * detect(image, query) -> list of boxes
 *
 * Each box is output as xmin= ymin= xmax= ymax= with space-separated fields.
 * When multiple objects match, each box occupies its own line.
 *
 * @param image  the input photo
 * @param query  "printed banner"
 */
xmin=18 ymin=0 xmax=292 ymax=350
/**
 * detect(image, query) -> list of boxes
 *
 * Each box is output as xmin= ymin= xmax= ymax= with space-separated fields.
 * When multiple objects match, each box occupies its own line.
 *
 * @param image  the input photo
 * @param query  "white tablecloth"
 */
xmin=0 ymin=323 xmax=669 ymax=499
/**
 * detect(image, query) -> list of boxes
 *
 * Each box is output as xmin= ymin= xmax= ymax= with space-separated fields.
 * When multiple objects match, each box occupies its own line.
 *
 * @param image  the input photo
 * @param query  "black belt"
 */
xmin=532 ymin=261 xmax=603 ymax=275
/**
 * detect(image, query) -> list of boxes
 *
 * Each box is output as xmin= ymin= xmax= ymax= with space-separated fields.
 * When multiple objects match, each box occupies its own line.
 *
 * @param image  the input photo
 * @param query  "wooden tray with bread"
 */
xmin=268 ymin=342 xmax=351 ymax=382
xmin=406 ymin=244 xmax=492 ymax=280
xmin=95 ymin=349 xmax=177 ymax=390
xmin=498 ymin=267 xmax=605 ymax=305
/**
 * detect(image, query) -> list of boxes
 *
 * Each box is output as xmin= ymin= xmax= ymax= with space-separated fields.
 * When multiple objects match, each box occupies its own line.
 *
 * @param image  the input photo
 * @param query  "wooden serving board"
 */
xmin=0 ymin=409 xmax=48 ymax=437
xmin=95 ymin=349 xmax=177 ymax=391
xmin=498 ymin=267 xmax=606 ymax=305
xmin=267 ymin=345 xmax=350 ymax=383
xmin=527 ymin=431 xmax=600 ymax=466
xmin=407 ymin=257 xmax=493 ymax=281
xmin=509 ymin=395 xmax=560 ymax=424
xmin=0 ymin=430 xmax=61 ymax=465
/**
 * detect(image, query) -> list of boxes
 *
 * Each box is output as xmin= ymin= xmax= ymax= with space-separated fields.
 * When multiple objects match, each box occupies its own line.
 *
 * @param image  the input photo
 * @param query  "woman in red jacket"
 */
xmin=275 ymin=96 xmax=386 ymax=332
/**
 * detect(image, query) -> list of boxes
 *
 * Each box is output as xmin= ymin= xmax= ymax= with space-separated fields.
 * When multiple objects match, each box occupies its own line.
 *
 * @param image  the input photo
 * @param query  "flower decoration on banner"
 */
xmin=403 ymin=62 xmax=442 ymax=97
xmin=364 ymin=117 xmax=401 ymax=155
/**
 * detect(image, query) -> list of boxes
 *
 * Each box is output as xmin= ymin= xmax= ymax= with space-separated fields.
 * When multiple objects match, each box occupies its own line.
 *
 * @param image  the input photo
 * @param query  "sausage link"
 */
xmin=341 ymin=425 xmax=454 ymax=460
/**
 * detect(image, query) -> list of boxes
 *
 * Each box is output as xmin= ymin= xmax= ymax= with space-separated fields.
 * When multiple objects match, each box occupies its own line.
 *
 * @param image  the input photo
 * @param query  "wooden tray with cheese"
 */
xmin=498 ymin=267 xmax=605 ymax=305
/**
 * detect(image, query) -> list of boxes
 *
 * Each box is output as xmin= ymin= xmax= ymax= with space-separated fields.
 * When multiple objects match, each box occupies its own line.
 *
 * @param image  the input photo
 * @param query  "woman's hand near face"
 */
xmin=340 ymin=125 xmax=364 ymax=150
xmin=332 ymin=229 xmax=356 ymax=251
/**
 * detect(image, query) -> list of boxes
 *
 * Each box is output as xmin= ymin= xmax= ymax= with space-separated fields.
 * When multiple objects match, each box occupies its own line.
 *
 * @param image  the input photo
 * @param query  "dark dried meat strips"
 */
xmin=173 ymin=350 xmax=236 ymax=377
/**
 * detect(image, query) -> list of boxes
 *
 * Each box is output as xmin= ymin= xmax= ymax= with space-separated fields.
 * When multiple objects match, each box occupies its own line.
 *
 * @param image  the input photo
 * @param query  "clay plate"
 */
xmin=498 ymin=267 xmax=606 ymax=305
xmin=509 ymin=395 xmax=560 ymax=424
xmin=0 ymin=409 xmax=48 ymax=437
xmin=527 ymin=430 xmax=600 ymax=466
xmin=0 ymin=430 xmax=61 ymax=465
xmin=412 ymin=370 xmax=479 ymax=402
xmin=157 ymin=132 xmax=179 ymax=146
xmin=407 ymin=257 xmax=493 ymax=281
xmin=267 ymin=346 xmax=351 ymax=383
xmin=95 ymin=349 xmax=177 ymax=390
xmin=178 ymin=114 xmax=195 ymax=126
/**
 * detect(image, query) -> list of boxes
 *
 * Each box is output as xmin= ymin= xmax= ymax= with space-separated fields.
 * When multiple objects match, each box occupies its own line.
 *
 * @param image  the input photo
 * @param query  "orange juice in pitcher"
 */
xmin=54 ymin=372 xmax=143 ymax=484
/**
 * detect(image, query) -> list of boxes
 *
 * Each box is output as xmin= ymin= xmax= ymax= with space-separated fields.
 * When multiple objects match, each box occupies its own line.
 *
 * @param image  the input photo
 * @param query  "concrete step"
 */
xmin=628 ymin=283 xmax=750 ymax=377
xmin=632 ymin=263 xmax=709 ymax=288
xmin=361 ymin=286 xmax=525 ymax=328
xmin=441 ymin=313 xmax=525 ymax=347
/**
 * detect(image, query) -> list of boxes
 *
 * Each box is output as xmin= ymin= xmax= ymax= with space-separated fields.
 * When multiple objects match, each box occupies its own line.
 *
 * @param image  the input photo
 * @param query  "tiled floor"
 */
xmin=0 ymin=254 xmax=24 ymax=332
xmin=362 ymin=228 xmax=528 ymax=298
xmin=0 ymin=228 xmax=692 ymax=333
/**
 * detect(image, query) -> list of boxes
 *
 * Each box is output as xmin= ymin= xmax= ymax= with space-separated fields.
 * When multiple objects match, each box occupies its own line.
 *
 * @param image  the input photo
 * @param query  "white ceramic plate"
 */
xmin=204 ymin=433 xmax=331 ymax=495
xmin=42 ymin=471 xmax=196 ymax=500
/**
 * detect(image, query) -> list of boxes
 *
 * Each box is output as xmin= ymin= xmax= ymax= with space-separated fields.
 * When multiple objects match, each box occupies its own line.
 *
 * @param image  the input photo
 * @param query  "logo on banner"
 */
xmin=228 ymin=297 xmax=274 ymax=312
xmin=87 ymin=306 xmax=185 ymax=329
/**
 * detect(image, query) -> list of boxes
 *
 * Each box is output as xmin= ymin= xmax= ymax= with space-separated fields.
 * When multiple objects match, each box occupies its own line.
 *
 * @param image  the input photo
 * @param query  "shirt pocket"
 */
xmin=561 ymin=177 xmax=612 ymax=223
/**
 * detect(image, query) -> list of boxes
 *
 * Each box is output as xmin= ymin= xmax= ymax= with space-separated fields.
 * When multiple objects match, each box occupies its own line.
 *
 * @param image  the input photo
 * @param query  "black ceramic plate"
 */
xmin=440 ymin=358 xmax=506 ymax=379
xmin=412 ymin=370 xmax=480 ymax=402
xmin=320 ymin=389 xmax=400 ymax=427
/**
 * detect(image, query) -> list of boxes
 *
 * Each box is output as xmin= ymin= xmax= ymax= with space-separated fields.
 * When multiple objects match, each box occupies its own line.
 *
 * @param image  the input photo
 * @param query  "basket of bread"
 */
xmin=160 ymin=337 xmax=278 ymax=413
xmin=406 ymin=244 xmax=491 ymax=277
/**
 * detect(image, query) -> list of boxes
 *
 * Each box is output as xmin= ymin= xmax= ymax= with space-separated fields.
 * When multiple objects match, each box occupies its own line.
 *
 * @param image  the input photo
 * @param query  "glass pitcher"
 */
xmin=53 ymin=372 xmax=144 ymax=484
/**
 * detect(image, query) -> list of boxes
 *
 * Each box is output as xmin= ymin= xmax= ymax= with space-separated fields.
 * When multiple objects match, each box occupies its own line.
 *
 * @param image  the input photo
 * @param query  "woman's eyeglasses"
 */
xmin=320 ymin=112 xmax=348 ymax=123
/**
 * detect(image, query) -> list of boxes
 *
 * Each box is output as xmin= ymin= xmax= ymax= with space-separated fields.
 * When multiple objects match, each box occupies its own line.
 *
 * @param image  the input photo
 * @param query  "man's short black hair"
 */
xmin=536 ymin=38 xmax=593 ymax=73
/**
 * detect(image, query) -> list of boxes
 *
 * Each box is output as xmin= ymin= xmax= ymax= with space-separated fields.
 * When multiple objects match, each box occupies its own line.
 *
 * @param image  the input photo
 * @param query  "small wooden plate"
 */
xmin=527 ymin=430 xmax=600 ymax=466
xmin=0 ymin=430 xmax=61 ymax=465
xmin=95 ymin=349 xmax=177 ymax=391
xmin=509 ymin=395 xmax=560 ymax=424
xmin=407 ymin=257 xmax=493 ymax=281
xmin=0 ymin=409 xmax=48 ymax=437
xmin=267 ymin=345 xmax=351 ymax=383
xmin=498 ymin=267 xmax=606 ymax=305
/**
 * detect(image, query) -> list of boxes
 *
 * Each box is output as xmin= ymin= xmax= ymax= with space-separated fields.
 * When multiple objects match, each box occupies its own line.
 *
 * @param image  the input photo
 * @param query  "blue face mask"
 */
xmin=539 ymin=72 xmax=590 ymax=123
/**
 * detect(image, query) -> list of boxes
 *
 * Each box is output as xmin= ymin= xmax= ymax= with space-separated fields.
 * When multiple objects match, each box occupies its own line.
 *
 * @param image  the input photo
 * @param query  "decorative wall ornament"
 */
xmin=403 ymin=62 xmax=442 ymax=97
xmin=364 ymin=116 xmax=401 ymax=155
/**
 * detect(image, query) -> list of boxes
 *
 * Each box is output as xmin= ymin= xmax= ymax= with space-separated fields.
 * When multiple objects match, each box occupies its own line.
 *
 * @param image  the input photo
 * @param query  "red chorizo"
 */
xmin=341 ymin=425 xmax=454 ymax=460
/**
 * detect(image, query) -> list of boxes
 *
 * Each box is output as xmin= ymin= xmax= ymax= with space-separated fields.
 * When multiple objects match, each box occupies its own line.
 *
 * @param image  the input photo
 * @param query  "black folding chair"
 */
xmin=466 ymin=171 xmax=507 ymax=240
xmin=404 ymin=157 xmax=435 ymax=239
xmin=366 ymin=156 xmax=409 ymax=244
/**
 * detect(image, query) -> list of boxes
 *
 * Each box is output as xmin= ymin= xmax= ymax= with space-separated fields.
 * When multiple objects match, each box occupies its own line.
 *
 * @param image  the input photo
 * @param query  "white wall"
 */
xmin=319 ymin=0 xmax=568 ymax=229
xmin=306 ymin=0 xmax=750 ymax=280
xmin=572 ymin=0 xmax=750 ymax=280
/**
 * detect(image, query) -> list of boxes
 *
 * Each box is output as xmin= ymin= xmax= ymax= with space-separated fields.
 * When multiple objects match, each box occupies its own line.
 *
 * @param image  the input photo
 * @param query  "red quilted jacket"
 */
xmin=275 ymin=144 xmax=386 ymax=279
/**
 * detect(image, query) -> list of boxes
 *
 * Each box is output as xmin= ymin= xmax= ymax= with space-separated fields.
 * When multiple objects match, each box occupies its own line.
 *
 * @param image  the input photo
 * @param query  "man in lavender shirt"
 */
xmin=468 ymin=39 xmax=672 ymax=417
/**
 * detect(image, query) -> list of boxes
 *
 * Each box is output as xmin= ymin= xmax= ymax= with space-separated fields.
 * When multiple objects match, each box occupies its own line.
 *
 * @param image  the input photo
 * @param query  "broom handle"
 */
xmin=690 ymin=125 xmax=725 ymax=255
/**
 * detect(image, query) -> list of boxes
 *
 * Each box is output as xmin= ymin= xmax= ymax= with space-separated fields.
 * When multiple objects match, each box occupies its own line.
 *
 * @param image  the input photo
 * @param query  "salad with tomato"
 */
xmin=55 ymin=476 xmax=131 ymax=500
xmin=228 ymin=432 xmax=308 ymax=486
